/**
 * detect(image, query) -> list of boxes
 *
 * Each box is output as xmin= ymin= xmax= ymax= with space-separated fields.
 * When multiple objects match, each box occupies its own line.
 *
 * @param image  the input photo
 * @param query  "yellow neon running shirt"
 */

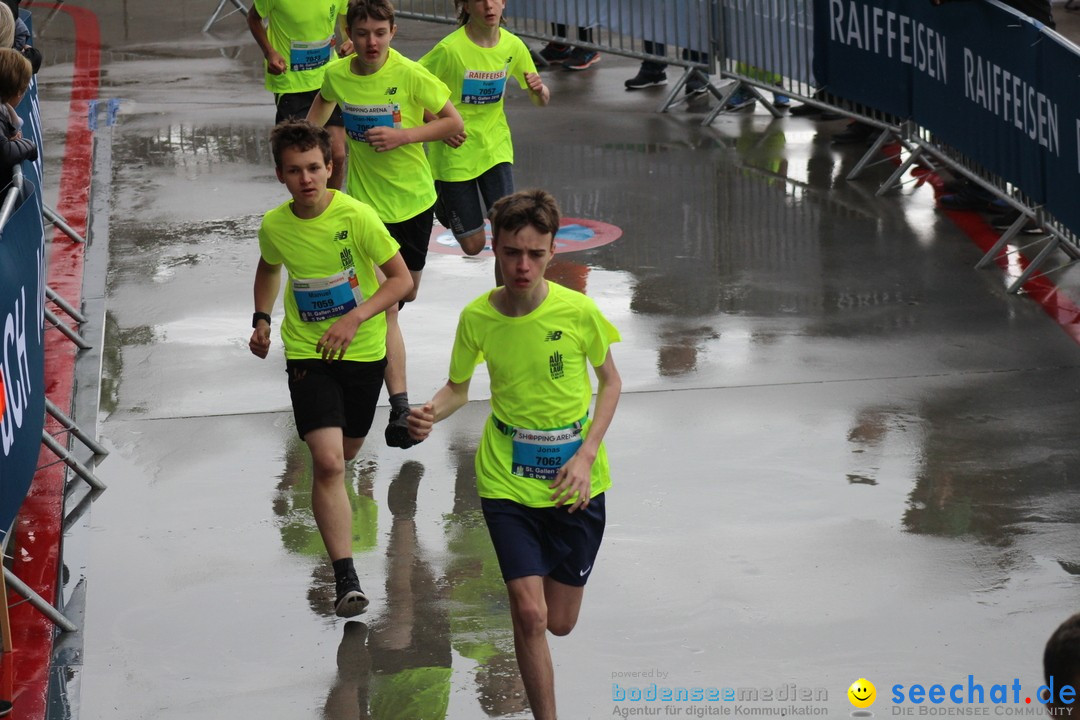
xmin=253 ymin=0 xmax=347 ymax=94
xmin=319 ymin=50 xmax=451 ymax=222
xmin=419 ymin=26 xmax=536 ymax=182
xmin=258 ymin=190 xmax=400 ymax=361
xmin=448 ymin=282 xmax=620 ymax=507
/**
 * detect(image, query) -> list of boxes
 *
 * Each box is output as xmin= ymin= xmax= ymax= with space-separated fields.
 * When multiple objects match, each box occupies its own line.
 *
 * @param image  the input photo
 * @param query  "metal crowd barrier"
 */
xmin=203 ymin=0 xmax=248 ymax=33
xmin=710 ymin=0 xmax=1080 ymax=294
xmin=396 ymin=0 xmax=719 ymax=110
xmin=0 ymin=55 xmax=109 ymax=643
xmin=224 ymin=0 xmax=1080 ymax=292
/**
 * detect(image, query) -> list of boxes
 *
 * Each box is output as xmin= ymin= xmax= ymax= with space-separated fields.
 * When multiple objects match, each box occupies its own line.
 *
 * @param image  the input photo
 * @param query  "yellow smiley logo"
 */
xmin=848 ymin=678 xmax=876 ymax=709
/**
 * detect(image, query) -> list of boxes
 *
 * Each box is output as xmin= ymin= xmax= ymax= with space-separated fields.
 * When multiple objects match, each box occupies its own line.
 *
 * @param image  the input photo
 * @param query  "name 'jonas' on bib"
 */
xmin=343 ymin=103 xmax=402 ymax=142
xmin=461 ymin=68 xmax=508 ymax=105
xmin=511 ymin=426 xmax=583 ymax=481
xmin=292 ymin=268 xmax=364 ymax=322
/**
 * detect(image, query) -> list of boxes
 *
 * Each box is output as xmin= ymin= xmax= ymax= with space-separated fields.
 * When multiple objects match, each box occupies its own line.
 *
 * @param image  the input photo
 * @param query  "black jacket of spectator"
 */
xmin=0 ymin=105 xmax=36 ymax=193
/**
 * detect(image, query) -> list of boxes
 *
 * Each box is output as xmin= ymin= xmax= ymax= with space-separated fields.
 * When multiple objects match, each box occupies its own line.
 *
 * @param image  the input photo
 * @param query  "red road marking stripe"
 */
xmin=5 ymin=4 xmax=100 ymax=719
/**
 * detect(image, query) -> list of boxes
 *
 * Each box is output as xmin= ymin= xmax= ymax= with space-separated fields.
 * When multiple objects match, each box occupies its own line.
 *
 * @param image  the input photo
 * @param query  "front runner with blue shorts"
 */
xmin=406 ymin=189 xmax=622 ymax=720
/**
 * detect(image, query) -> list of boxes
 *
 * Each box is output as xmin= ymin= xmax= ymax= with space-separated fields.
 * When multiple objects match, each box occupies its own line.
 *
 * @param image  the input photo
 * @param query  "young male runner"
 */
xmin=407 ymin=189 xmax=622 ymax=720
xmin=419 ymin=0 xmax=549 ymax=262
xmin=249 ymin=120 xmax=413 ymax=617
xmin=307 ymin=0 xmax=464 ymax=449
xmin=247 ymin=0 xmax=349 ymax=189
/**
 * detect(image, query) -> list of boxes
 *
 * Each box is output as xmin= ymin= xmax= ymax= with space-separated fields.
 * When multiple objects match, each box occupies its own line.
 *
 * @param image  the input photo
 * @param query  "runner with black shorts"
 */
xmin=247 ymin=0 xmax=350 ymax=189
xmin=249 ymin=120 xmax=413 ymax=618
xmin=307 ymin=0 xmax=464 ymax=450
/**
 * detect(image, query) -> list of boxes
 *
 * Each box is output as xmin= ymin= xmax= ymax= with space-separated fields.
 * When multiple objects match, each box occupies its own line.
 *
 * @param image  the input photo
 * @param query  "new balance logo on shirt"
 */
xmin=544 ymin=330 xmax=562 ymax=341
xmin=334 ymin=229 xmax=349 ymax=241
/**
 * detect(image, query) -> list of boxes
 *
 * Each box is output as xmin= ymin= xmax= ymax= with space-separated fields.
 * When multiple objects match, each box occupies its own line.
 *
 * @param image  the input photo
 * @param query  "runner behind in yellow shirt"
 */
xmin=247 ymin=0 xmax=350 ymax=189
xmin=406 ymin=190 xmax=622 ymax=720
xmin=307 ymin=0 xmax=464 ymax=450
xmin=419 ymin=0 xmax=549 ymax=274
xmin=249 ymin=120 xmax=413 ymax=618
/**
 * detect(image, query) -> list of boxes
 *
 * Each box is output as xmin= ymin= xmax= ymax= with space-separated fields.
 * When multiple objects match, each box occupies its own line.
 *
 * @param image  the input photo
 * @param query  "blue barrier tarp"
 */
xmin=0 ymin=179 xmax=46 ymax=534
xmin=814 ymin=0 xmax=1067 ymax=210
xmin=0 ymin=63 xmax=46 ymax=535
xmin=1038 ymin=33 xmax=1080 ymax=232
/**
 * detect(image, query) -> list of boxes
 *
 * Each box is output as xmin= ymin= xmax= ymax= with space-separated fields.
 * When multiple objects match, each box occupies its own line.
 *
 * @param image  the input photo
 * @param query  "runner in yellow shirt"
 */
xmin=419 ymin=0 xmax=549 ymax=272
xmin=407 ymin=190 xmax=622 ymax=720
xmin=247 ymin=0 xmax=350 ymax=189
xmin=307 ymin=0 xmax=464 ymax=450
xmin=249 ymin=120 xmax=413 ymax=618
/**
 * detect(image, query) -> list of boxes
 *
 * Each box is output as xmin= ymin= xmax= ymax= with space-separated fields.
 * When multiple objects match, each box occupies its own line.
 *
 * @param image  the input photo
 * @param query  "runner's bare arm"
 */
xmin=336 ymin=15 xmax=353 ymax=57
xmin=250 ymin=257 xmax=282 ymax=359
xmin=305 ymin=93 xmax=337 ymax=127
xmin=424 ymin=108 xmax=467 ymax=148
xmin=366 ymin=100 xmax=464 ymax=152
xmin=525 ymin=72 xmax=550 ymax=106
xmin=246 ymin=8 xmax=286 ymax=75
xmin=407 ymin=379 xmax=471 ymax=441
xmin=550 ymin=349 xmax=621 ymax=511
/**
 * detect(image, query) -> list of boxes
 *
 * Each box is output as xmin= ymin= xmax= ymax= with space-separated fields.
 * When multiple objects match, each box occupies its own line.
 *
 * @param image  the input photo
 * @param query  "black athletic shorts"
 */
xmin=275 ymin=89 xmax=345 ymax=127
xmin=384 ymin=205 xmax=435 ymax=272
xmin=286 ymin=357 xmax=386 ymax=440
xmin=434 ymin=162 xmax=514 ymax=241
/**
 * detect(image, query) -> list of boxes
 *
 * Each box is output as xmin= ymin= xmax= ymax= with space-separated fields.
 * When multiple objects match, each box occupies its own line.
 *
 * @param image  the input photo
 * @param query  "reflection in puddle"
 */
xmin=272 ymin=431 xmax=522 ymax=717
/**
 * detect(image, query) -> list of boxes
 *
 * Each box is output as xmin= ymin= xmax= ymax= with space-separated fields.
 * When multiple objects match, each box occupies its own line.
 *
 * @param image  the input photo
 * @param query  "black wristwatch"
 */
xmin=252 ymin=311 xmax=272 ymax=328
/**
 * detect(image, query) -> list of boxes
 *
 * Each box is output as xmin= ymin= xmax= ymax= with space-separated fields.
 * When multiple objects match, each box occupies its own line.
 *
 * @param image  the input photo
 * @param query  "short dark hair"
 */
xmin=269 ymin=120 xmax=331 ymax=169
xmin=1044 ymin=613 xmax=1080 ymax=707
xmin=347 ymin=0 xmax=396 ymax=32
xmin=489 ymin=189 xmax=561 ymax=245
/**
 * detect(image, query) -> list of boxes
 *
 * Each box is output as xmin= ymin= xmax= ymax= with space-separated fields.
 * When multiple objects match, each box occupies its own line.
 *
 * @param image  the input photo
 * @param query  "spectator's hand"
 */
xmin=267 ymin=50 xmax=287 ymax=75
xmin=339 ymin=39 xmax=354 ymax=56
xmin=365 ymin=126 xmax=407 ymax=152
xmin=249 ymin=325 xmax=271 ymax=359
xmin=407 ymin=403 xmax=435 ymax=441
xmin=443 ymin=131 xmax=467 ymax=148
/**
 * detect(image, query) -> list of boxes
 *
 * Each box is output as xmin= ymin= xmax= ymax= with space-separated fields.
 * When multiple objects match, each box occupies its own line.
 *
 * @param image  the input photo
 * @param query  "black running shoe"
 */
xmin=563 ymin=49 xmax=600 ymax=71
xmin=334 ymin=572 xmax=369 ymax=618
xmin=538 ymin=42 xmax=573 ymax=63
xmin=685 ymin=76 xmax=709 ymax=97
xmin=625 ymin=69 xmax=667 ymax=90
xmin=385 ymin=405 xmax=420 ymax=449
